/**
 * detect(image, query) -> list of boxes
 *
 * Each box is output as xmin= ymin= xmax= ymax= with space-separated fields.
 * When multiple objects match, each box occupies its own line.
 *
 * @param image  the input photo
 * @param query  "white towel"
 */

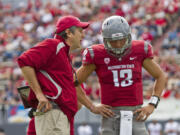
xmin=120 ymin=111 xmax=133 ymax=135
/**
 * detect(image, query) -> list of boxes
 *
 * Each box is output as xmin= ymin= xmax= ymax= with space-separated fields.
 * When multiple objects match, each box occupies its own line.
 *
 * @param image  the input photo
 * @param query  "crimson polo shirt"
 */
xmin=17 ymin=37 xmax=78 ymax=135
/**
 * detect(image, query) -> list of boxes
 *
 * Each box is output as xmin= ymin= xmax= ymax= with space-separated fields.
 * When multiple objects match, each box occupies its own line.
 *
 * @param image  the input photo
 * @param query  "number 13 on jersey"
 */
xmin=111 ymin=69 xmax=133 ymax=87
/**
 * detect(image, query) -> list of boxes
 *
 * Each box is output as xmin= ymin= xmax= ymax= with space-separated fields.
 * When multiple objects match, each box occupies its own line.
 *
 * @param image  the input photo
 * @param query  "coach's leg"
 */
xmin=35 ymin=109 xmax=70 ymax=135
xmin=54 ymin=109 xmax=70 ymax=135
xmin=132 ymin=119 xmax=149 ymax=135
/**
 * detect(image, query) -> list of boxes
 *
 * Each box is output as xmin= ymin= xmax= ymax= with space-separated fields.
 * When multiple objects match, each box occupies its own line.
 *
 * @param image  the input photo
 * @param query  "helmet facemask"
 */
xmin=104 ymin=34 xmax=132 ymax=58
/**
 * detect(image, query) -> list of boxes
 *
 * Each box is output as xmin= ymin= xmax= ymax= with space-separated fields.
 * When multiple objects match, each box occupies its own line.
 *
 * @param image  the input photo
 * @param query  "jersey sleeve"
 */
xmin=144 ymin=42 xmax=154 ymax=59
xmin=17 ymin=40 xmax=55 ymax=70
xmin=82 ymin=47 xmax=94 ymax=65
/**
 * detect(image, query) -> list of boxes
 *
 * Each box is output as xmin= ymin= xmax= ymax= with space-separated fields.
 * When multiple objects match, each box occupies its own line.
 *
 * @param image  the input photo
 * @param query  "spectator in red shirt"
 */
xmin=141 ymin=27 xmax=154 ymax=43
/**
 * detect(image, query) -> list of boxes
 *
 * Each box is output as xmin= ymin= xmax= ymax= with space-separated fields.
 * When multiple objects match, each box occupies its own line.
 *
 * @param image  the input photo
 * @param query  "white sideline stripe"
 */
xmin=87 ymin=47 xmax=94 ymax=59
xmin=56 ymin=42 xmax=65 ymax=55
xmin=40 ymin=70 xmax=62 ymax=99
xmin=144 ymin=42 xmax=148 ymax=54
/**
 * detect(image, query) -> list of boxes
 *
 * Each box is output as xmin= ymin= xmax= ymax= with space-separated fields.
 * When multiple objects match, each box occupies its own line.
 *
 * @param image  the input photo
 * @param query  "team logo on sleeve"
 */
xmin=104 ymin=58 xmax=110 ymax=64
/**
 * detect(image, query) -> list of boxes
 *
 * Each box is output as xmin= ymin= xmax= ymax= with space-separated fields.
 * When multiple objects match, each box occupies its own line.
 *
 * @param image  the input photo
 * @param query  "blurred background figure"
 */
xmin=0 ymin=128 xmax=5 ymax=135
xmin=77 ymin=122 xmax=93 ymax=135
xmin=147 ymin=120 xmax=163 ymax=135
xmin=164 ymin=119 xmax=179 ymax=135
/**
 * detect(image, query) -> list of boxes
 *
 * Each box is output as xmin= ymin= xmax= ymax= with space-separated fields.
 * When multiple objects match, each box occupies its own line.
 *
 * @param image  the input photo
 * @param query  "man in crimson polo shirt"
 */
xmin=17 ymin=15 xmax=90 ymax=135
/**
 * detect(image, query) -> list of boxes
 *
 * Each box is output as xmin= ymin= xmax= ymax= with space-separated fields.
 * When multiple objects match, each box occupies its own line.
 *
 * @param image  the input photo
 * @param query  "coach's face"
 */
xmin=70 ymin=27 xmax=84 ymax=50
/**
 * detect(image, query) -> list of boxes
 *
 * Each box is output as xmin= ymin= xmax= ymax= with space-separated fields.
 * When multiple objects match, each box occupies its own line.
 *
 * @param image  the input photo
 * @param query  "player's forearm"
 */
xmin=77 ymin=101 xmax=82 ymax=110
xmin=76 ymin=65 xmax=96 ymax=84
xmin=21 ymin=66 xmax=44 ymax=97
xmin=76 ymin=86 xmax=95 ymax=111
xmin=152 ymin=72 xmax=167 ymax=97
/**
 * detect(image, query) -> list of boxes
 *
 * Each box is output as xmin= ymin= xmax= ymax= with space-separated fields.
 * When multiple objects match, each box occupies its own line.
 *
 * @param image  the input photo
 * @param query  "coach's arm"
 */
xmin=75 ymin=64 xmax=114 ymax=118
xmin=20 ymin=66 xmax=52 ymax=112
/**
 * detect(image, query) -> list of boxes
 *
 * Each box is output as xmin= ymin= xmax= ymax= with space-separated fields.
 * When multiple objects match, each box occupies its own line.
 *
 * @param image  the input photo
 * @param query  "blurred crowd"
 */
xmin=147 ymin=119 xmax=180 ymax=135
xmin=0 ymin=0 xmax=180 ymax=119
xmin=76 ymin=119 xmax=180 ymax=135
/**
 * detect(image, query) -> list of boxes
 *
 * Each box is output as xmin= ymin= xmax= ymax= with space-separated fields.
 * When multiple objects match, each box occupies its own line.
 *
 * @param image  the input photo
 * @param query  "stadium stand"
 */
xmin=0 ymin=0 xmax=180 ymax=135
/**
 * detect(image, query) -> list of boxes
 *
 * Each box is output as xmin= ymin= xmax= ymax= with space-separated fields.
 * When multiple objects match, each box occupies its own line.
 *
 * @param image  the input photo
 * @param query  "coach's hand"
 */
xmin=90 ymin=104 xmax=114 ymax=118
xmin=36 ymin=94 xmax=52 ymax=113
xmin=134 ymin=105 xmax=155 ymax=121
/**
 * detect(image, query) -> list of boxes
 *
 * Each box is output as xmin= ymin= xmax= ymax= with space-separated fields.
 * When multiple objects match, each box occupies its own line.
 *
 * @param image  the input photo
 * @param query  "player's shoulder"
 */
xmin=89 ymin=44 xmax=104 ymax=49
xmin=131 ymin=40 xmax=151 ymax=53
xmin=89 ymin=44 xmax=105 ymax=52
xmin=91 ymin=44 xmax=107 ymax=56
xmin=132 ymin=40 xmax=146 ymax=48
xmin=83 ymin=44 xmax=106 ymax=60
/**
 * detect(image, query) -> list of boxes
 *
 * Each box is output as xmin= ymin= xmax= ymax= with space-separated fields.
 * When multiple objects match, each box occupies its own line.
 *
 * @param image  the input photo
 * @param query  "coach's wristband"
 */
xmin=149 ymin=96 xmax=160 ymax=108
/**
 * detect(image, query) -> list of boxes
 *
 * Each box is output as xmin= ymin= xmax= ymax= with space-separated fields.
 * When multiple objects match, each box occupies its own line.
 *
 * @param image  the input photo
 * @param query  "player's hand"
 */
xmin=134 ymin=104 xmax=155 ymax=121
xmin=90 ymin=104 xmax=114 ymax=118
xmin=36 ymin=93 xmax=52 ymax=113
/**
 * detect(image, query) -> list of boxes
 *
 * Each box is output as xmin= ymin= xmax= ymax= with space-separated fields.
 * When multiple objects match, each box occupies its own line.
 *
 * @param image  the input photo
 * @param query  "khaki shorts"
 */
xmin=35 ymin=109 xmax=70 ymax=135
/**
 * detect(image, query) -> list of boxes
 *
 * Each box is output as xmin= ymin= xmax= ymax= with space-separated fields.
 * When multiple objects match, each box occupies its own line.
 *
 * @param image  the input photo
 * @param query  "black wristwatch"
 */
xmin=74 ymin=80 xmax=79 ymax=87
xmin=149 ymin=95 xmax=160 ymax=108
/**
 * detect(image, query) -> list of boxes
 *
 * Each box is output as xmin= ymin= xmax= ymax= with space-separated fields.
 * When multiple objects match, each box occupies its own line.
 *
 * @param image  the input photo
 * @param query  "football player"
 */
xmin=76 ymin=16 xmax=167 ymax=135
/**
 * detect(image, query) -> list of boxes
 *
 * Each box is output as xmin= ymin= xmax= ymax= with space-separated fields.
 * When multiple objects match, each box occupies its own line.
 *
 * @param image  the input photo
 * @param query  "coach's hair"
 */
xmin=56 ymin=26 xmax=77 ymax=39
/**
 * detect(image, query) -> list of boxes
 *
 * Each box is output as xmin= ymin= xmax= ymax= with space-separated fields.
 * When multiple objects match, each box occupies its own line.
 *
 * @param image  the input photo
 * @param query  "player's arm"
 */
xmin=75 ymin=64 xmax=95 ymax=111
xmin=143 ymin=58 xmax=166 ymax=97
xmin=75 ymin=64 xmax=114 ymax=117
xmin=77 ymin=100 xmax=82 ymax=110
xmin=135 ymin=58 xmax=166 ymax=121
xmin=20 ymin=66 xmax=52 ymax=112
xmin=76 ymin=64 xmax=96 ymax=84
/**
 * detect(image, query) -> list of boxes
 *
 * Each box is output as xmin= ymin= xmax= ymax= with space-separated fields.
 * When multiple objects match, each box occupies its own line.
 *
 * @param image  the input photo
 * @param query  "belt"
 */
xmin=49 ymin=101 xmax=59 ymax=109
xmin=111 ymin=105 xmax=142 ymax=119
xmin=33 ymin=101 xmax=59 ymax=116
xmin=112 ymin=105 xmax=142 ymax=111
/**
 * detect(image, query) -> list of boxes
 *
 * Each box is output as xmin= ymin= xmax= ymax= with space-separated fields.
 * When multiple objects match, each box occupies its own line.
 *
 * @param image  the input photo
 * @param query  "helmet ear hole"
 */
xmin=128 ymin=34 xmax=132 ymax=44
xmin=121 ymin=19 xmax=124 ymax=23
